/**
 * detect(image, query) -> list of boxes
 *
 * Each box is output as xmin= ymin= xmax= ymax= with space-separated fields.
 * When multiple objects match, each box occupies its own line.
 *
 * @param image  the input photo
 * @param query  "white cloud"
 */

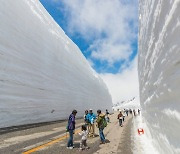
xmin=55 ymin=0 xmax=139 ymax=104
xmin=100 ymin=57 xmax=139 ymax=104
xmin=61 ymin=0 xmax=138 ymax=66
xmin=90 ymin=39 xmax=132 ymax=65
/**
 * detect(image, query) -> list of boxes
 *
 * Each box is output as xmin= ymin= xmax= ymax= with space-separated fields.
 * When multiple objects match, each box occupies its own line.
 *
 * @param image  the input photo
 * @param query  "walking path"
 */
xmin=93 ymin=112 xmax=132 ymax=154
xmin=0 ymin=112 xmax=133 ymax=154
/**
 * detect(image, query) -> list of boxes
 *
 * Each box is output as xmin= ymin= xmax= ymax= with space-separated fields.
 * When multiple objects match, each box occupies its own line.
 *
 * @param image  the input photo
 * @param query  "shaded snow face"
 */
xmin=138 ymin=0 xmax=180 ymax=153
xmin=0 ymin=0 xmax=112 ymax=128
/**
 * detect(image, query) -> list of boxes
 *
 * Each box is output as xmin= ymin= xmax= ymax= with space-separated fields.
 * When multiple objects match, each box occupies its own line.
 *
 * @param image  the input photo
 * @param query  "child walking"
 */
xmin=79 ymin=125 xmax=89 ymax=150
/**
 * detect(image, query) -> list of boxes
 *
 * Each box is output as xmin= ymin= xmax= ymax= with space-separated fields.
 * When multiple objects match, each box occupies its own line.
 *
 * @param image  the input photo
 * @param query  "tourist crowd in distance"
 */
xmin=117 ymin=108 xmax=140 ymax=127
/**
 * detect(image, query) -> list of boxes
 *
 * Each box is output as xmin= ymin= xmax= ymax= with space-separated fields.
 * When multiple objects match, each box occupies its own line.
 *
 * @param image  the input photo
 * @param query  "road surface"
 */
xmin=0 ymin=112 xmax=133 ymax=154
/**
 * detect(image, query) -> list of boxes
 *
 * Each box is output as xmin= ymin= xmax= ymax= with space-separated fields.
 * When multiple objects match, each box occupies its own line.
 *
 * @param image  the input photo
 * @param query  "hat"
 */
xmin=89 ymin=109 xmax=93 ymax=111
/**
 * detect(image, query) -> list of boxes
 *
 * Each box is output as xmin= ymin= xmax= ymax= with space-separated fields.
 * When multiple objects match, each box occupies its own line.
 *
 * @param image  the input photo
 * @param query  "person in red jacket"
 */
xmin=117 ymin=111 xmax=123 ymax=127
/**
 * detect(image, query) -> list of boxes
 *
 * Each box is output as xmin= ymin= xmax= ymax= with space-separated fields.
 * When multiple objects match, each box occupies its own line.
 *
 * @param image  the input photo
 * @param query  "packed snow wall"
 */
xmin=0 ymin=0 xmax=112 ymax=128
xmin=139 ymin=0 xmax=180 ymax=153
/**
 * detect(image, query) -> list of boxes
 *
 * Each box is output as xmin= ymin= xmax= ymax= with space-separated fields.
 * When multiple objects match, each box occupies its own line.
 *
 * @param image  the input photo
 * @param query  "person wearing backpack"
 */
xmin=105 ymin=109 xmax=110 ymax=122
xmin=117 ymin=111 xmax=123 ymax=127
xmin=96 ymin=109 xmax=107 ymax=144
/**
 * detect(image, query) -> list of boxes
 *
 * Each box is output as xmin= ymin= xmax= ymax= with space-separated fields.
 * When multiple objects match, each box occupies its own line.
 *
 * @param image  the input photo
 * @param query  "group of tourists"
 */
xmin=131 ymin=108 xmax=141 ymax=116
xmin=117 ymin=108 xmax=141 ymax=126
xmin=66 ymin=109 xmax=109 ymax=151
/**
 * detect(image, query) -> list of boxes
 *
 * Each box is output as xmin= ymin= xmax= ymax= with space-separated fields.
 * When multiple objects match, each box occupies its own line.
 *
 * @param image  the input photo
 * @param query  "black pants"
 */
xmin=119 ymin=119 xmax=123 ymax=126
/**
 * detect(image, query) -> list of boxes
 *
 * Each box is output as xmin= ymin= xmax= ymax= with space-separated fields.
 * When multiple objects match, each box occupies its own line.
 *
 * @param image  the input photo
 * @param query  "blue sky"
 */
xmin=40 ymin=0 xmax=138 ymax=74
xmin=40 ymin=0 xmax=139 ymax=103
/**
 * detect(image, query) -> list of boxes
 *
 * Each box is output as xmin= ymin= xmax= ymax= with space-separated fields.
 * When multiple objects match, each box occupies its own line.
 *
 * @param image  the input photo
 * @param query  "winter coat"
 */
xmin=96 ymin=113 xmax=106 ymax=129
xmin=117 ymin=113 xmax=123 ymax=119
xmin=79 ymin=130 xmax=88 ymax=140
xmin=86 ymin=113 xmax=96 ymax=124
xmin=67 ymin=113 xmax=76 ymax=130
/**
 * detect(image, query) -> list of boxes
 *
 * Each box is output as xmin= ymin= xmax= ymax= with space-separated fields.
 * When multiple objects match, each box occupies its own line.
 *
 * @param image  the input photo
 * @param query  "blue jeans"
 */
xmin=67 ymin=130 xmax=74 ymax=147
xmin=99 ymin=128 xmax=105 ymax=142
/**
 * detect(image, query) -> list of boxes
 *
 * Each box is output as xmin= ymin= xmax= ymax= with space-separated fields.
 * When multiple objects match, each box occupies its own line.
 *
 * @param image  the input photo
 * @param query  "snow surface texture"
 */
xmin=139 ymin=0 xmax=180 ymax=153
xmin=131 ymin=114 xmax=158 ymax=154
xmin=112 ymin=97 xmax=140 ymax=111
xmin=0 ymin=0 xmax=112 ymax=128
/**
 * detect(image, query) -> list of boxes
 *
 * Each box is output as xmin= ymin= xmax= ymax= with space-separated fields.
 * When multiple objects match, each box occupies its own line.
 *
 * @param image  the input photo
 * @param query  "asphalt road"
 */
xmin=0 ymin=113 xmax=133 ymax=154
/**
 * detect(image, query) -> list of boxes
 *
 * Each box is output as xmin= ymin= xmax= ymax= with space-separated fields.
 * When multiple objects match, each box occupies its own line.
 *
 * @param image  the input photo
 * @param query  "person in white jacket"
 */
xmin=79 ymin=125 xmax=89 ymax=150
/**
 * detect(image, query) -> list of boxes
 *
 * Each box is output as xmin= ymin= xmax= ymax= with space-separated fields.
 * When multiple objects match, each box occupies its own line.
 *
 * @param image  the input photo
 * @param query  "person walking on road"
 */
xmin=84 ymin=110 xmax=90 ymax=134
xmin=86 ymin=109 xmax=96 ymax=137
xmin=105 ymin=109 xmax=110 ymax=122
xmin=123 ymin=111 xmax=125 ymax=122
xmin=117 ymin=111 xmax=123 ymax=127
xmin=96 ymin=109 xmax=107 ymax=144
xmin=84 ymin=110 xmax=89 ymax=125
xmin=133 ymin=109 xmax=136 ymax=116
xmin=126 ymin=109 xmax=129 ymax=116
xmin=67 ymin=110 xmax=77 ymax=149
xmin=138 ymin=109 xmax=140 ymax=115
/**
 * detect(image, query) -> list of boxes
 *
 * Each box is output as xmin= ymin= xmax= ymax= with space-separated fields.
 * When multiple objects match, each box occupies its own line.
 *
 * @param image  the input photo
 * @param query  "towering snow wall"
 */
xmin=139 ymin=0 xmax=180 ymax=153
xmin=0 ymin=0 xmax=112 ymax=128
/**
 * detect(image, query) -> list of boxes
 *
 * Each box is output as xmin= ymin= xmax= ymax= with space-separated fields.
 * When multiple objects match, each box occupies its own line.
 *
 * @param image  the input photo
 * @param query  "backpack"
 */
xmin=102 ymin=117 xmax=107 ymax=128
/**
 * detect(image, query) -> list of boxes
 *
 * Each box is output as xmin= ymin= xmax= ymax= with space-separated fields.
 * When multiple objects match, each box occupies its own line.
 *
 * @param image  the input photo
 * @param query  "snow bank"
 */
xmin=131 ymin=115 xmax=158 ymax=154
xmin=138 ymin=0 xmax=180 ymax=153
xmin=113 ymin=97 xmax=140 ymax=111
xmin=0 ymin=0 xmax=112 ymax=128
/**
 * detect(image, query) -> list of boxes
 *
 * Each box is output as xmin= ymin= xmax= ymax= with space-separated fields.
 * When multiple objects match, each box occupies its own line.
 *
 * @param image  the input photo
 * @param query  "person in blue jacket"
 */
xmin=86 ymin=109 xmax=96 ymax=137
